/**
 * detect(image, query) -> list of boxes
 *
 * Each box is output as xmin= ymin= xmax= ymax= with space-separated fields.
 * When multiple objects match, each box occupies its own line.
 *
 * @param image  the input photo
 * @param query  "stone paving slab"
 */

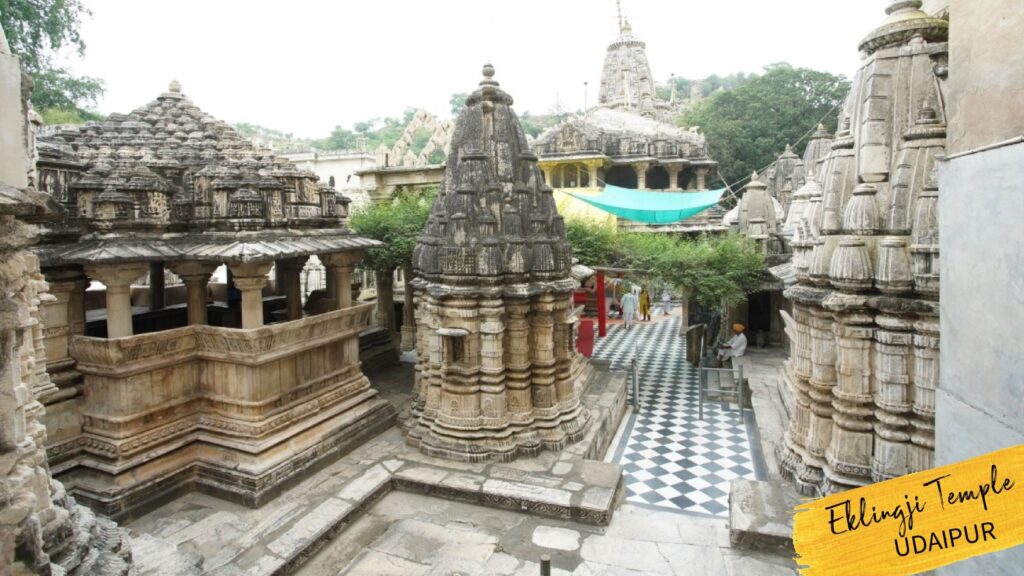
xmin=728 ymin=478 xmax=800 ymax=556
xmin=130 ymin=364 xmax=628 ymax=576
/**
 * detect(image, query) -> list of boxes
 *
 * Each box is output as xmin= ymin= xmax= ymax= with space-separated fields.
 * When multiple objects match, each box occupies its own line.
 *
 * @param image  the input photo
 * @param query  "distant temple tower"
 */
xmin=598 ymin=18 xmax=672 ymax=122
xmin=405 ymin=65 xmax=592 ymax=462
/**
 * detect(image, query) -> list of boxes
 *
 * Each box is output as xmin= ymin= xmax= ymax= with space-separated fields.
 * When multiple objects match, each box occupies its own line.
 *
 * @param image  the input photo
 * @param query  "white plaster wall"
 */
xmin=937 ymin=145 xmax=1024 ymax=576
xmin=282 ymin=153 xmax=376 ymax=194
xmin=936 ymin=4 xmax=1023 ymax=573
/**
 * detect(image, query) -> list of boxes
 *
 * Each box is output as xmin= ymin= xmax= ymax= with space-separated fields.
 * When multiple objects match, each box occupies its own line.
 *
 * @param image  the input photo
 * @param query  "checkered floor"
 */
xmin=594 ymin=316 xmax=760 ymax=517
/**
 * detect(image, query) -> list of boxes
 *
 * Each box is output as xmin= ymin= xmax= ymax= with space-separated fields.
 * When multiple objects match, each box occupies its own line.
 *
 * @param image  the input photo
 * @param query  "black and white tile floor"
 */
xmin=594 ymin=317 xmax=761 ymax=517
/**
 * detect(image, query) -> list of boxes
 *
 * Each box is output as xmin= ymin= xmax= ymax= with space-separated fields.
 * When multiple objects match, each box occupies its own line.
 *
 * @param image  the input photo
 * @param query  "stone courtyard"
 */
xmin=3 ymin=1 xmax=1023 ymax=575
xmin=123 ymin=348 xmax=796 ymax=576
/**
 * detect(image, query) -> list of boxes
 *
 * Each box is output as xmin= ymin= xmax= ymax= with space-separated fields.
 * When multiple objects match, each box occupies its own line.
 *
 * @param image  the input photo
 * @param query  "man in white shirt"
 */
xmin=620 ymin=287 xmax=640 ymax=331
xmin=717 ymin=323 xmax=747 ymax=364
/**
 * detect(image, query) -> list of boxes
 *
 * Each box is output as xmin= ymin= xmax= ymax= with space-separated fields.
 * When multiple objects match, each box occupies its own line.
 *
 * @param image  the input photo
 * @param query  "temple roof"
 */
xmin=413 ymin=65 xmax=575 ymax=293
xmin=34 ymin=82 xmax=374 ymax=266
xmin=37 ymin=229 xmax=379 ymax=266
xmin=533 ymin=108 xmax=711 ymax=161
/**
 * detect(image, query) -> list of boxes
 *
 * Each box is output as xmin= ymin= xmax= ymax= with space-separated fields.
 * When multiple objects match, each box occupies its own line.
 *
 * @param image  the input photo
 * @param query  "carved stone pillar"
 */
xmin=826 ymin=314 xmax=875 ymax=490
xmin=149 ymin=261 xmax=165 ymax=310
xmin=695 ymin=167 xmax=709 ymax=190
xmin=401 ymin=266 xmax=415 ymax=351
xmin=665 ymin=165 xmax=683 ymax=190
xmin=530 ymin=295 xmax=557 ymax=417
xmin=910 ymin=318 xmax=939 ymax=474
xmin=587 ymin=162 xmax=600 ymax=188
xmin=872 ymin=314 xmax=914 ymax=482
xmin=277 ymin=256 xmax=308 ymax=321
xmin=321 ymin=251 xmax=361 ymax=310
xmin=552 ymin=295 xmax=575 ymax=405
xmin=478 ymin=298 xmax=507 ymax=428
xmin=168 ymin=261 xmax=218 ymax=326
xmin=504 ymin=299 xmax=533 ymax=423
xmin=375 ymin=270 xmax=396 ymax=335
xmin=633 ymin=162 xmax=650 ymax=190
xmin=40 ymin=268 xmax=88 ymax=385
xmin=805 ymin=307 xmax=837 ymax=470
xmin=228 ymin=262 xmax=272 ymax=329
xmin=785 ymin=303 xmax=814 ymax=451
xmin=84 ymin=263 xmax=149 ymax=338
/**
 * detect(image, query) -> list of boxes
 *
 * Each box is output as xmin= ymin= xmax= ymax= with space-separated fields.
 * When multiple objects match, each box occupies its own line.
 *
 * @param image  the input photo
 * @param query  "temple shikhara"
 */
xmin=3 ymin=0 xmax=1022 ymax=574
xmin=405 ymin=65 xmax=593 ymax=462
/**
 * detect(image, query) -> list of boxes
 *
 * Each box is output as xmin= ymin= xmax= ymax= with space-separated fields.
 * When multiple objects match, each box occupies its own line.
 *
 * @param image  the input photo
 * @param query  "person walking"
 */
xmin=639 ymin=286 xmax=651 ymax=322
xmin=620 ymin=285 xmax=639 ymax=331
xmin=661 ymin=288 xmax=672 ymax=315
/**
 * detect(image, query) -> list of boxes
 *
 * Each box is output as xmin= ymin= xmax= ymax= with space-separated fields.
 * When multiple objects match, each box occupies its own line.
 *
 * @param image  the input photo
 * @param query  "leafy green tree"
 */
xmin=565 ymin=219 xmax=618 ymax=267
xmin=449 ymin=92 xmax=468 ymax=116
xmin=680 ymin=63 xmax=849 ymax=186
xmin=320 ymin=125 xmax=359 ymax=150
xmin=349 ymin=189 xmax=435 ymax=335
xmin=565 ymin=219 xmax=765 ymax=334
xmin=698 ymin=72 xmax=753 ymax=97
xmin=1 ymin=0 xmax=104 ymax=118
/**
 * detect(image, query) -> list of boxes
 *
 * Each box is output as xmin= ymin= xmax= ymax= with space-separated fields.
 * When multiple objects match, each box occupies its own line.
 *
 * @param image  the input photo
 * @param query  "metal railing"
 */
xmin=631 ymin=339 xmax=641 ymax=411
xmin=698 ymin=362 xmax=746 ymax=420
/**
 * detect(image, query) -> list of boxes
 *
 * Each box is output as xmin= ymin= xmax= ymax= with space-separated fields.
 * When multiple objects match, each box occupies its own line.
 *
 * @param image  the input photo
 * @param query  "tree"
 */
xmin=1 ymin=0 xmax=105 ymax=118
xmin=565 ymin=219 xmax=618 ymax=267
xmin=565 ymin=220 xmax=766 ymax=339
xmin=449 ymin=92 xmax=468 ymax=116
xmin=321 ymin=125 xmax=359 ymax=151
xmin=680 ymin=63 xmax=849 ymax=186
xmin=349 ymin=189 xmax=434 ymax=340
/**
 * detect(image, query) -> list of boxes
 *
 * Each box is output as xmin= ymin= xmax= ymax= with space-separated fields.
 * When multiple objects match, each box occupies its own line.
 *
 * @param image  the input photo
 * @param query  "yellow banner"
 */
xmin=794 ymin=445 xmax=1024 ymax=575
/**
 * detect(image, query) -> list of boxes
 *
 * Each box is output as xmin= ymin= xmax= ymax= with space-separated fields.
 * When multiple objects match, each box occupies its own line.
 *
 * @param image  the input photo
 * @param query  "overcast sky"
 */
xmin=64 ymin=0 xmax=890 ymax=138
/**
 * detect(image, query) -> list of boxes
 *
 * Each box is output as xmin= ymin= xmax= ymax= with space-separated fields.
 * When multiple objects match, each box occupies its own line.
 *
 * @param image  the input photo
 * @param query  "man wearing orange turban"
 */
xmin=717 ymin=323 xmax=748 ymax=364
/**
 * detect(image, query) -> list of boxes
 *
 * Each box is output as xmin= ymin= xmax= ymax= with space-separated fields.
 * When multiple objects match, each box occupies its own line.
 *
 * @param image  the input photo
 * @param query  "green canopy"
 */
xmin=566 ymin=185 xmax=725 ymax=224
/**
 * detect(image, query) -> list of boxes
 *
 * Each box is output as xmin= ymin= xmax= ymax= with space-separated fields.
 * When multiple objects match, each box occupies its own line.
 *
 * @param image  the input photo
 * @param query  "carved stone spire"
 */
xmin=414 ymin=64 xmax=572 ymax=290
xmin=407 ymin=65 xmax=591 ymax=462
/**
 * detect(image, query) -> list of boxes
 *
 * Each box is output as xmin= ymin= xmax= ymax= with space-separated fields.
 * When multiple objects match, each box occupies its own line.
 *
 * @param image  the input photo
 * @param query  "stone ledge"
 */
xmin=728 ymin=478 xmax=800 ymax=557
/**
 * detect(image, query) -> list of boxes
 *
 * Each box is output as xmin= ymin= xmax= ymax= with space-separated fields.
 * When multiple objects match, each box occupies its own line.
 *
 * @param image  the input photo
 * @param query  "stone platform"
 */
xmin=128 ymin=362 xmax=628 ymax=575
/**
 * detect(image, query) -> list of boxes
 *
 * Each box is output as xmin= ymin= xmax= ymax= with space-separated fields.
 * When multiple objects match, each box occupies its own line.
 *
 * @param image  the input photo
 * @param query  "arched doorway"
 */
xmin=605 ymin=165 xmax=638 ymax=189
xmin=678 ymin=168 xmax=694 ymax=190
xmin=646 ymin=166 xmax=670 ymax=190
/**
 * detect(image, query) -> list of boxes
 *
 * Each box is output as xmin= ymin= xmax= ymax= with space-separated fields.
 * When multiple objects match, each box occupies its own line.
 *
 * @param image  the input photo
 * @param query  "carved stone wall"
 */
xmin=779 ymin=0 xmax=947 ymax=496
xmin=404 ymin=65 xmax=592 ymax=462
xmin=58 ymin=303 xmax=394 ymax=518
xmin=1 ymin=30 xmax=133 ymax=575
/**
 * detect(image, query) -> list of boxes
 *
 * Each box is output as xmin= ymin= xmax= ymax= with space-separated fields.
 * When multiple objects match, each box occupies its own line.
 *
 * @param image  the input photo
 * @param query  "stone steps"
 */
xmin=131 ymin=533 xmax=205 ymax=576
xmin=727 ymin=478 xmax=800 ymax=557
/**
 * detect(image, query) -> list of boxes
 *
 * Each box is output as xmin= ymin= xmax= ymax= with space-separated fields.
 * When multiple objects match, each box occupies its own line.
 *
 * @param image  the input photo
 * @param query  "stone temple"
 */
xmin=777 ymin=0 xmax=947 ymax=495
xmin=533 ymin=18 xmax=722 ymax=233
xmin=28 ymin=81 xmax=395 ymax=519
xmin=405 ymin=64 xmax=593 ymax=462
